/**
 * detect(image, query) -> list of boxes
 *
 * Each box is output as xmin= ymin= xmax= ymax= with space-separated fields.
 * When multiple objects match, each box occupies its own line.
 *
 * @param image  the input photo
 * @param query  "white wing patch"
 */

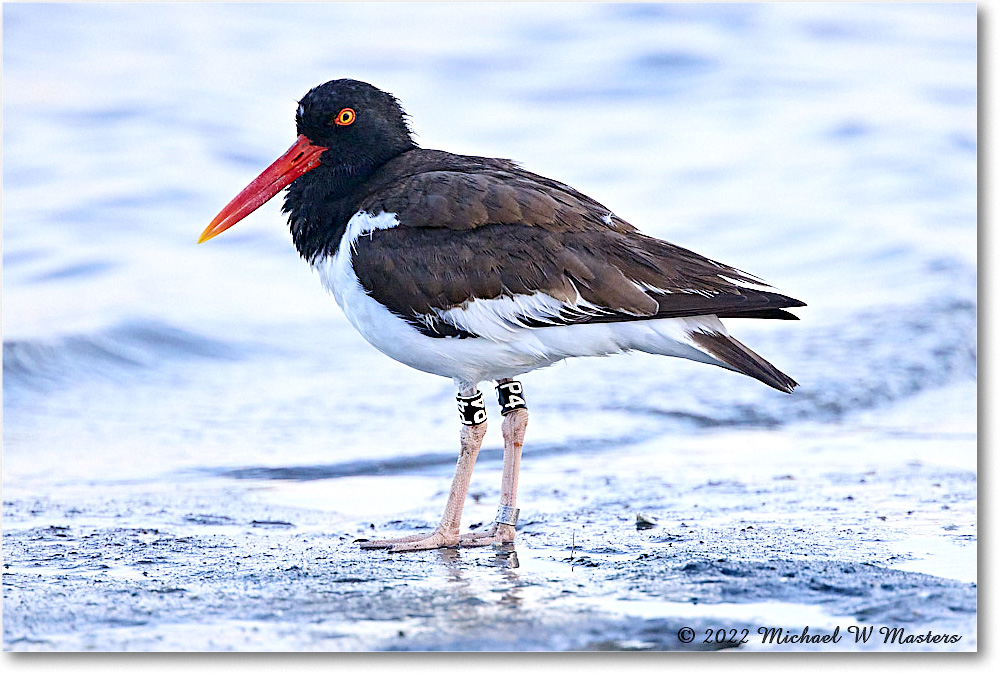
xmin=631 ymin=278 xmax=675 ymax=295
xmin=313 ymin=210 xmax=399 ymax=309
xmin=428 ymin=291 xmax=609 ymax=342
xmin=717 ymin=274 xmax=774 ymax=293
xmin=344 ymin=210 xmax=400 ymax=252
xmin=633 ymin=275 xmax=775 ymax=298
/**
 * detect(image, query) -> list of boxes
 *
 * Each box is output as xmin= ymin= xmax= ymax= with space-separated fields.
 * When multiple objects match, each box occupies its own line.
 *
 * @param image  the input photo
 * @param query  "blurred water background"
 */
xmin=3 ymin=2 xmax=976 ymax=577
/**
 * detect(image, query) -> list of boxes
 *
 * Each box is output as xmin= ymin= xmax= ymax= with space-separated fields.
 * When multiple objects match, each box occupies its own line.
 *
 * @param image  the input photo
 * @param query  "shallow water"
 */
xmin=2 ymin=2 xmax=977 ymax=651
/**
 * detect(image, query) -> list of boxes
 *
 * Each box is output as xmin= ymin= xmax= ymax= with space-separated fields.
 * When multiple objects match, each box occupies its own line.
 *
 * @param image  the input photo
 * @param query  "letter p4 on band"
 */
xmin=456 ymin=391 xmax=487 ymax=426
xmin=496 ymin=380 xmax=527 ymax=415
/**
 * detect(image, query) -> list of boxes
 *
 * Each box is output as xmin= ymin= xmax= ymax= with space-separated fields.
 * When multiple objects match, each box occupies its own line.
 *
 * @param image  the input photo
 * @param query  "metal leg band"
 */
xmin=496 ymin=380 xmax=527 ymax=415
xmin=495 ymin=505 xmax=520 ymax=526
xmin=456 ymin=391 xmax=487 ymax=426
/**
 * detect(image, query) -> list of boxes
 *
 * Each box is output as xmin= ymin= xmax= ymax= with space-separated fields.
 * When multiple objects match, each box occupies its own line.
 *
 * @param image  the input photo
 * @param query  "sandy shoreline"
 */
xmin=3 ymin=416 xmax=976 ymax=652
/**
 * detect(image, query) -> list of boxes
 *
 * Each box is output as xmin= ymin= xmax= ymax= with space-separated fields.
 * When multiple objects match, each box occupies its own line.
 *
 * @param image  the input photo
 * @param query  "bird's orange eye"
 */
xmin=334 ymin=108 xmax=356 ymax=126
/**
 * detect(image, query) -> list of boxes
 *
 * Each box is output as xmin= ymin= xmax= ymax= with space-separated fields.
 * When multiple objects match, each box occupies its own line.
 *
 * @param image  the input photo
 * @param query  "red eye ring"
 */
xmin=334 ymin=108 xmax=356 ymax=126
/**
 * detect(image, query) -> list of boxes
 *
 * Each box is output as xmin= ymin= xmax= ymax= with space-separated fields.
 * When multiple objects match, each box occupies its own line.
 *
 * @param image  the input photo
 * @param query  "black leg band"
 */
xmin=496 ymin=380 xmax=527 ymax=415
xmin=457 ymin=391 xmax=487 ymax=426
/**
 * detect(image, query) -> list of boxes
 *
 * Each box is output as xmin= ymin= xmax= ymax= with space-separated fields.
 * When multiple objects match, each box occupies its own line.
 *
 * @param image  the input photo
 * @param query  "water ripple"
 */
xmin=3 ymin=320 xmax=243 ymax=393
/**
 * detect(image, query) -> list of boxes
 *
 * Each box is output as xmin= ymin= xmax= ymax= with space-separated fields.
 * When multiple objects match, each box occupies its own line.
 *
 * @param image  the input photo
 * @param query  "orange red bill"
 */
xmin=198 ymin=134 xmax=327 ymax=243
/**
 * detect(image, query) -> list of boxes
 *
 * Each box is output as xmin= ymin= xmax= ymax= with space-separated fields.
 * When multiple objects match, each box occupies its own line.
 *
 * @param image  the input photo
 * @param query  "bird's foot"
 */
xmin=459 ymin=523 xmax=516 ymax=547
xmin=358 ymin=528 xmax=459 ymax=552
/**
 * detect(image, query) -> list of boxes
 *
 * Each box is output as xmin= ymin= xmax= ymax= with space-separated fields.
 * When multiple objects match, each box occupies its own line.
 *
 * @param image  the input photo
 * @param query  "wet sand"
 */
xmin=3 ymin=399 xmax=976 ymax=652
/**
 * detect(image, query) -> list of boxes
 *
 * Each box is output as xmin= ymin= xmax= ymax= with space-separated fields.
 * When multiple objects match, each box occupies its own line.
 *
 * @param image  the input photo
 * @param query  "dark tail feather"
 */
xmin=717 ymin=308 xmax=801 ymax=320
xmin=689 ymin=330 xmax=798 ymax=393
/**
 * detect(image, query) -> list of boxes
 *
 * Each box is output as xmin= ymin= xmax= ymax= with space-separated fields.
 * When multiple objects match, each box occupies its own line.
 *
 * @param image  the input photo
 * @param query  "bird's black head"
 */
xmin=295 ymin=79 xmax=416 ymax=181
xmin=199 ymin=79 xmax=415 ymax=255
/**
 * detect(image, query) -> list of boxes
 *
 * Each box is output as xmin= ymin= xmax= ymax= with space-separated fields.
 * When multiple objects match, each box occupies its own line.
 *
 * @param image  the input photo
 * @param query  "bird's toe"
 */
xmin=459 ymin=523 xmax=516 ymax=547
xmin=358 ymin=529 xmax=460 ymax=552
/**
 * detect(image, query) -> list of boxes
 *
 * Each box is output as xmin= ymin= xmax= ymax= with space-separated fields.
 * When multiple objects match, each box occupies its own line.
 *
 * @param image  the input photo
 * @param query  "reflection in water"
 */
xmin=490 ymin=542 xmax=520 ymax=570
xmin=433 ymin=546 xmax=462 ymax=572
xmin=491 ymin=544 xmax=524 ymax=611
xmin=426 ymin=544 xmax=525 ymax=613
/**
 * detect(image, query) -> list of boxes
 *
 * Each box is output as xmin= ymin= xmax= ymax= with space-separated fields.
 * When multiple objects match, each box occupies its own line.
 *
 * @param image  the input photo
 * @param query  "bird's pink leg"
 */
xmin=462 ymin=380 xmax=528 ymax=547
xmin=360 ymin=387 xmax=487 ymax=553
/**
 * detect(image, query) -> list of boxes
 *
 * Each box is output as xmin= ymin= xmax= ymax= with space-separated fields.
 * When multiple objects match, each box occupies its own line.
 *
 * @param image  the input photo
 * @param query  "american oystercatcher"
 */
xmin=200 ymin=79 xmax=805 ymax=552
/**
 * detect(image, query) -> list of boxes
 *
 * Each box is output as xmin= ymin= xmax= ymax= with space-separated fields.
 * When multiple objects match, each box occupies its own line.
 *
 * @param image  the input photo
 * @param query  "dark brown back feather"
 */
xmin=347 ymin=149 xmax=804 ymax=334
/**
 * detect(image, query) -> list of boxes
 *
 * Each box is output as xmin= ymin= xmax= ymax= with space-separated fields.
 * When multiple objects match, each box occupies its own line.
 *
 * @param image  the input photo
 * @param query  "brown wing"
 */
xmin=350 ymin=150 xmax=804 ymax=337
xmin=357 ymin=150 xmax=634 ymax=233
